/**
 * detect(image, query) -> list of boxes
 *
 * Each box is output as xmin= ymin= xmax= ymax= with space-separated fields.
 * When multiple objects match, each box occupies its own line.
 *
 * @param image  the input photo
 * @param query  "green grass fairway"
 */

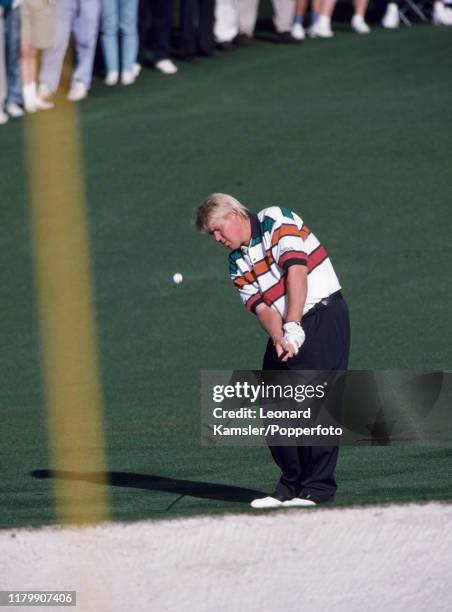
xmin=1 ymin=24 xmax=452 ymax=528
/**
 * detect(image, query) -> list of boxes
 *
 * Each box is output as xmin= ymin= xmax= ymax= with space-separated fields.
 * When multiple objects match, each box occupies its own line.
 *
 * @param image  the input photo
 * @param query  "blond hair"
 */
xmin=196 ymin=193 xmax=249 ymax=233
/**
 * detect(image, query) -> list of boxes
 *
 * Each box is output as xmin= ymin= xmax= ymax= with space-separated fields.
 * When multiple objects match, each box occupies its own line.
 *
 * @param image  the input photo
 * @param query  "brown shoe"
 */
xmin=236 ymin=33 xmax=253 ymax=47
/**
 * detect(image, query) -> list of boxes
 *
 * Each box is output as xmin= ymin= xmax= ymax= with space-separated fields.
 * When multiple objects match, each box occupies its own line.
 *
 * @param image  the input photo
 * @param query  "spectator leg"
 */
xmin=237 ymin=0 xmax=259 ymax=36
xmin=198 ymin=0 xmax=215 ymax=54
xmin=137 ymin=0 xmax=150 ymax=64
xmin=319 ymin=0 xmax=337 ymax=18
xmin=39 ymin=0 xmax=74 ymax=93
xmin=119 ymin=0 xmax=139 ymax=73
xmin=150 ymin=0 xmax=173 ymax=62
xmin=353 ymin=0 xmax=369 ymax=17
xmin=72 ymin=0 xmax=101 ymax=89
xmin=4 ymin=6 xmax=23 ymax=106
xmin=214 ymin=0 xmax=239 ymax=43
xmin=272 ymin=0 xmax=295 ymax=33
xmin=101 ymin=0 xmax=120 ymax=74
xmin=0 ymin=9 xmax=6 ymax=111
xmin=180 ymin=0 xmax=197 ymax=58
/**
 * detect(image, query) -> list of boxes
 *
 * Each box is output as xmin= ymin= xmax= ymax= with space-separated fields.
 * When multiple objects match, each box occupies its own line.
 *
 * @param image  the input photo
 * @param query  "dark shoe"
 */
xmin=176 ymin=53 xmax=197 ymax=62
xmin=198 ymin=49 xmax=215 ymax=58
xmin=278 ymin=31 xmax=301 ymax=44
xmin=236 ymin=33 xmax=253 ymax=47
xmin=217 ymin=41 xmax=235 ymax=51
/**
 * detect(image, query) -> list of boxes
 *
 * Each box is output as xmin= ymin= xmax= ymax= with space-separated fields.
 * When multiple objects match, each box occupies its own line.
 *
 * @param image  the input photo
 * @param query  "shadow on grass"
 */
xmin=30 ymin=469 xmax=264 ymax=504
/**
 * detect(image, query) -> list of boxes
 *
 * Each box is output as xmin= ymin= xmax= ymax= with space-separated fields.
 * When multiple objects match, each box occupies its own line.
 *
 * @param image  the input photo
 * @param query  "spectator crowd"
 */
xmin=1 ymin=0 xmax=452 ymax=126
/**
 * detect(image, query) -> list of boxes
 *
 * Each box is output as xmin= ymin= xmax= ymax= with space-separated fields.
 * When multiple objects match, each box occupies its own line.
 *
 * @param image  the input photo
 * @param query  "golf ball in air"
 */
xmin=173 ymin=273 xmax=183 ymax=284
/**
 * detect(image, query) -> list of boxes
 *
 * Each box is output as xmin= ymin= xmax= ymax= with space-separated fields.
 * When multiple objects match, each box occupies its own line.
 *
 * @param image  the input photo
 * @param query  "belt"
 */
xmin=302 ymin=290 xmax=343 ymax=320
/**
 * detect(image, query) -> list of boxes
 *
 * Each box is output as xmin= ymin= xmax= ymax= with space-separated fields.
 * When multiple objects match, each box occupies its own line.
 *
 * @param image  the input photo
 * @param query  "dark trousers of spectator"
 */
xmin=374 ymin=0 xmax=401 ymax=17
xmin=179 ymin=0 xmax=215 ymax=59
xmin=138 ymin=0 xmax=173 ymax=63
xmin=262 ymin=293 xmax=350 ymax=503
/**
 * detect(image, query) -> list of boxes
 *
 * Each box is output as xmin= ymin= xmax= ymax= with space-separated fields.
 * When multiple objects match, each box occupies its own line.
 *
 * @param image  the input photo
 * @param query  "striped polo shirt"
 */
xmin=228 ymin=206 xmax=341 ymax=319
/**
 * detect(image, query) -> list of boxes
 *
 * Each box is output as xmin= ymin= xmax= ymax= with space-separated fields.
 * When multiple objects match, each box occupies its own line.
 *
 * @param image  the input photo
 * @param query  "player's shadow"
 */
xmin=30 ymin=469 xmax=263 ymax=503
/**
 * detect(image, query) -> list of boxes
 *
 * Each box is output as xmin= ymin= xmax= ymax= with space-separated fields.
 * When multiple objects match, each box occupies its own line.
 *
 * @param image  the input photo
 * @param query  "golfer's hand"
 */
xmin=273 ymin=336 xmax=295 ymax=362
xmin=282 ymin=322 xmax=306 ymax=356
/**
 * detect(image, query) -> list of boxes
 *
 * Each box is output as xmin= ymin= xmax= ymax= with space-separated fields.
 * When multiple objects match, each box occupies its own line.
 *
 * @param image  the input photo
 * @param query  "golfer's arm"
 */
xmin=255 ymin=303 xmax=284 ymax=342
xmin=254 ymin=265 xmax=307 ymax=338
xmin=285 ymin=264 xmax=308 ymax=323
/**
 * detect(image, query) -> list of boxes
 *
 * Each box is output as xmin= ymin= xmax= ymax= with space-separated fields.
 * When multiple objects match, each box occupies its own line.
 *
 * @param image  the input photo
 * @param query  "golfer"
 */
xmin=196 ymin=193 xmax=350 ymax=509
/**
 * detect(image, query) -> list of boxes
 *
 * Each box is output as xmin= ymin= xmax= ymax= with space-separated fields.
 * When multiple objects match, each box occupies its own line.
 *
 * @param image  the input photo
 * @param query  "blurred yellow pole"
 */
xmin=25 ymin=101 xmax=109 ymax=525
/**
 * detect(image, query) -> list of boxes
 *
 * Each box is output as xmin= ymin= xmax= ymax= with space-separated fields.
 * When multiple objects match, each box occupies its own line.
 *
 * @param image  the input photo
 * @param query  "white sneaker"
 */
xmin=309 ymin=15 xmax=334 ymax=38
xmin=155 ymin=59 xmax=178 ymax=75
xmin=382 ymin=3 xmax=400 ymax=28
xmin=432 ymin=1 xmax=452 ymax=24
xmin=0 ymin=110 xmax=9 ymax=125
xmin=250 ymin=496 xmax=283 ymax=509
xmin=281 ymin=497 xmax=317 ymax=508
xmin=6 ymin=103 xmax=24 ymax=118
xmin=291 ymin=22 xmax=306 ymax=40
xmin=24 ymin=100 xmax=37 ymax=113
xmin=132 ymin=63 xmax=142 ymax=78
xmin=37 ymin=82 xmax=52 ymax=100
xmin=22 ymin=81 xmax=53 ymax=111
xmin=351 ymin=14 xmax=371 ymax=33
xmin=34 ymin=96 xmax=54 ymax=110
xmin=67 ymin=81 xmax=88 ymax=102
xmin=105 ymin=71 xmax=119 ymax=86
xmin=121 ymin=70 xmax=135 ymax=86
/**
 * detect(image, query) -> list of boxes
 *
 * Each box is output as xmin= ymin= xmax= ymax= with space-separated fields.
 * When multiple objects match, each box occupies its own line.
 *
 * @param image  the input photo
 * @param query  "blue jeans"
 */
xmin=101 ymin=0 xmax=139 ymax=74
xmin=4 ymin=5 xmax=22 ymax=105
xmin=0 ymin=9 xmax=5 ymax=109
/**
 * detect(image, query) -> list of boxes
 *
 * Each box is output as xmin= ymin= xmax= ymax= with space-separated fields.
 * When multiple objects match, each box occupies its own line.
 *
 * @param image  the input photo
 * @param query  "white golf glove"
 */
xmin=282 ymin=322 xmax=306 ymax=356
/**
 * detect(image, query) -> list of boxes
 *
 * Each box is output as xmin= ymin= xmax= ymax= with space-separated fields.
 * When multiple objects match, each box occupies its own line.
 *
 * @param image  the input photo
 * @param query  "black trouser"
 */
xmin=373 ymin=0 xmax=401 ymax=17
xmin=138 ymin=0 xmax=173 ymax=63
xmin=179 ymin=0 xmax=215 ymax=58
xmin=262 ymin=293 xmax=350 ymax=503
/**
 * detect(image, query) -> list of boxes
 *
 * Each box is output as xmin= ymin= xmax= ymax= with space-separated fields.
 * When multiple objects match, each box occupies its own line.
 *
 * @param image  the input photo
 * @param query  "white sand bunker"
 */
xmin=1 ymin=502 xmax=451 ymax=612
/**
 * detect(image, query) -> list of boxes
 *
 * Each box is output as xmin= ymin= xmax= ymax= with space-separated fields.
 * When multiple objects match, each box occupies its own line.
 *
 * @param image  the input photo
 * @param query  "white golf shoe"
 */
xmin=250 ymin=496 xmax=283 ymax=509
xmin=432 ymin=1 xmax=452 ymax=24
xmin=121 ymin=71 xmax=135 ymax=86
xmin=105 ymin=71 xmax=119 ymax=86
xmin=34 ymin=96 xmax=53 ymax=110
xmin=155 ymin=59 xmax=178 ymax=75
xmin=291 ymin=22 xmax=306 ymax=41
xmin=282 ymin=497 xmax=317 ymax=508
xmin=6 ymin=103 xmax=24 ymax=118
xmin=382 ymin=3 xmax=400 ymax=28
xmin=351 ymin=14 xmax=371 ymax=33
xmin=309 ymin=16 xmax=334 ymax=38
xmin=67 ymin=81 xmax=88 ymax=102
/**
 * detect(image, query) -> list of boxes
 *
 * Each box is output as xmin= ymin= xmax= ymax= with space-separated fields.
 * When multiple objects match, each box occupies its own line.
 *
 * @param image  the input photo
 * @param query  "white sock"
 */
xmin=23 ymin=82 xmax=36 ymax=109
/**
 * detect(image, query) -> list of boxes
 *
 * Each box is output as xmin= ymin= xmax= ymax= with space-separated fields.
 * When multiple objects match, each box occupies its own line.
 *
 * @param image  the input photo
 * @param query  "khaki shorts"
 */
xmin=21 ymin=0 xmax=56 ymax=49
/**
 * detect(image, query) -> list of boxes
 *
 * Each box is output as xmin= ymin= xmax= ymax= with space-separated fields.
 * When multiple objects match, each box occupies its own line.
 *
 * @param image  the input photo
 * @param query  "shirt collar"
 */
xmin=249 ymin=213 xmax=261 ymax=243
xmin=238 ymin=213 xmax=260 ymax=253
